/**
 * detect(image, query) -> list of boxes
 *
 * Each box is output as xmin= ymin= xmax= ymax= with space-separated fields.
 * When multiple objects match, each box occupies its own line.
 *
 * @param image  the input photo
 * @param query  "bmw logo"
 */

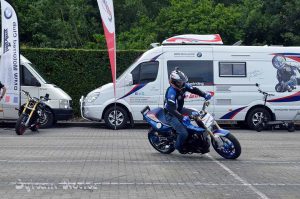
xmin=197 ymin=52 xmax=202 ymax=57
xmin=4 ymin=8 xmax=13 ymax=19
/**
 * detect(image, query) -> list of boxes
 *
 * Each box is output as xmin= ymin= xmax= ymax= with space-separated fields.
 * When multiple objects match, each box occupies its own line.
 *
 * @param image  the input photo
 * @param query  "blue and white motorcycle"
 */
xmin=141 ymin=100 xmax=241 ymax=159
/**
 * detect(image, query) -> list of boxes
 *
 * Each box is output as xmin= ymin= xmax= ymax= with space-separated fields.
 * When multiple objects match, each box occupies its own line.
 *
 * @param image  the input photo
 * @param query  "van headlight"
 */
xmin=59 ymin=99 xmax=70 ymax=109
xmin=85 ymin=92 xmax=100 ymax=103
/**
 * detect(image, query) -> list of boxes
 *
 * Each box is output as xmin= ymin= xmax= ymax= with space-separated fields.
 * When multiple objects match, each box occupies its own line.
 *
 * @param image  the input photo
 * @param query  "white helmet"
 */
xmin=170 ymin=67 xmax=188 ymax=89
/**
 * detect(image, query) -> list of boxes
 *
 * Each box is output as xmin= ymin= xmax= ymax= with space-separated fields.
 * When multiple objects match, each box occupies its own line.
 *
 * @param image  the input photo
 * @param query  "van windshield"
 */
xmin=116 ymin=54 xmax=143 ymax=81
xmin=28 ymin=63 xmax=49 ymax=84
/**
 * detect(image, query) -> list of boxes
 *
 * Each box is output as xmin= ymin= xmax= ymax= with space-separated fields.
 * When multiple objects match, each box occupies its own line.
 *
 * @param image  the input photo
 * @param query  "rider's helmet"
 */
xmin=272 ymin=55 xmax=286 ymax=70
xmin=170 ymin=67 xmax=188 ymax=89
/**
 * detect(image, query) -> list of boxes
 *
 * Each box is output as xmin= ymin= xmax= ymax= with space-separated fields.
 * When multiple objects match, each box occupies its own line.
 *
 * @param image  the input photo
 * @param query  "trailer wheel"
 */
xmin=246 ymin=107 xmax=271 ymax=130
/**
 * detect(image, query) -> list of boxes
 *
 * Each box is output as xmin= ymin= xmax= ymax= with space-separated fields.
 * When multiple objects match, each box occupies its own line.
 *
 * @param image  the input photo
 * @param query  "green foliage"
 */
xmin=21 ymin=48 xmax=144 ymax=116
xmin=8 ymin=0 xmax=300 ymax=48
xmin=155 ymin=0 xmax=244 ymax=44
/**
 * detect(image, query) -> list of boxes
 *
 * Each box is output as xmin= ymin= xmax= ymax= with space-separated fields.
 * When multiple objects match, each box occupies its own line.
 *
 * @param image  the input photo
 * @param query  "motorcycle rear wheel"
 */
xmin=15 ymin=114 xmax=28 ymax=135
xmin=212 ymin=133 xmax=241 ymax=159
xmin=148 ymin=128 xmax=175 ymax=154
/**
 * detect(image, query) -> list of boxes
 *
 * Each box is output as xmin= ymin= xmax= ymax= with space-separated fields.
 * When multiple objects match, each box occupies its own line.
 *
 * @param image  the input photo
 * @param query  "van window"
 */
xmin=131 ymin=61 xmax=159 ymax=84
xmin=21 ymin=65 xmax=40 ymax=86
xmin=219 ymin=62 xmax=246 ymax=77
xmin=167 ymin=60 xmax=213 ymax=85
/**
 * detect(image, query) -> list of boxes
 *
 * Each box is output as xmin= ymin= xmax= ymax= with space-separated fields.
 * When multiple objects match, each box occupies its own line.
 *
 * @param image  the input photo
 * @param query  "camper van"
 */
xmin=0 ymin=54 xmax=73 ymax=128
xmin=80 ymin=34 xmax=300 ymax=129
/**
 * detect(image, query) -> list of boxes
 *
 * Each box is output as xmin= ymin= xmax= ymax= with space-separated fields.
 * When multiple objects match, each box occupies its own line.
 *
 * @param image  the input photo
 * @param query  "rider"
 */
xmin=164 ymin=68 xmax=212 ymax=153
xmin=0 ymin=81 xmax=6 ymax=101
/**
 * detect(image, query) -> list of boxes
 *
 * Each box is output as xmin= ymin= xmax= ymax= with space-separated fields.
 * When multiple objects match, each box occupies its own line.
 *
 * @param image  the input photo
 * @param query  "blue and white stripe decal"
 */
xmin=118 ymin=84 xmax=146 ymax=100
xmin=151 ymin=53 xmax=164 ymax=61
xmin=268 ymin=92 xmax=300 ymax=103
xmin=220 ymin=106 xmax=247 ymax=120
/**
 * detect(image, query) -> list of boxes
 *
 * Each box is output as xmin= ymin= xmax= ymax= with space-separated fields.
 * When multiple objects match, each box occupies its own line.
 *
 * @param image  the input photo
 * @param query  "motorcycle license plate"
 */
xmin=202 ymin=113 xmax=214 ymax=128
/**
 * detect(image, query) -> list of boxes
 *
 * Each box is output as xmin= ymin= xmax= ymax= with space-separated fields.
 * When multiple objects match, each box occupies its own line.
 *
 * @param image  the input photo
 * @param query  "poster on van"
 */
xmin=0 ymin=0 xmax=20 ymax=105
xmin=272 ymin=53 xmax=300 ymax=93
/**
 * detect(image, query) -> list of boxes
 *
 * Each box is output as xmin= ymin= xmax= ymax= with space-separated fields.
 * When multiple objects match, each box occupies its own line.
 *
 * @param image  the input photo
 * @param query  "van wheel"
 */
xmin=246 ymin=108 xmax=271 ymax=130
xmin=104 ymin=106 xmax=128 ymax=130
xmin=39 ymin=108 xmax=54 ymax=128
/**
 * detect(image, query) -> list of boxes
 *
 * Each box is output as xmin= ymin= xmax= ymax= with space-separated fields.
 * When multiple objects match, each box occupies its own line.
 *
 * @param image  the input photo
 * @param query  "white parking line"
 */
xmin=206 ymin=154 xmax=270 ymax=199
xmin=0 ymin=159 xmax=299 ymax=164
xmin=7 ymin=181 xmax=300 ymax=187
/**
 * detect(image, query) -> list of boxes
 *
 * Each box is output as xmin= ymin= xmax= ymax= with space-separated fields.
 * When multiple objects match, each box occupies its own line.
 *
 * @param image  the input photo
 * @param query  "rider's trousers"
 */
xmin=165 ymin=113 xmax=188 ymax=151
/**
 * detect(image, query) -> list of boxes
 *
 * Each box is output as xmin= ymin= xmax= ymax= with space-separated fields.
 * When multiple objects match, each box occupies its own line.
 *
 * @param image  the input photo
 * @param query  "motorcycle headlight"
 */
xmin=85 ymin=92 xmax=100 ymax=103
xmin=59 ymin=99 xmax=70 ymax=109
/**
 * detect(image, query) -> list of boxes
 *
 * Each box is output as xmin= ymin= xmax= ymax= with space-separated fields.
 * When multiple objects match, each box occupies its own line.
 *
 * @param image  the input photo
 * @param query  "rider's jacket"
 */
xmin=164 ymin=83 xmax=205 ymax=120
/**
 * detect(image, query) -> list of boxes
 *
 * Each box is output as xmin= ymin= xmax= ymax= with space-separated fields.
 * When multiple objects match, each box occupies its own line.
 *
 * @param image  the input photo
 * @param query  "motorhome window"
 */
xmin=219 ymin=62 xmax=246 ymax=77
xmin=167 ymin=60 xmax=213 ymax=85
xmin=131 ymin=61 xmax=159 ymax=84
xmin=21 ymin=65 xmax=39 ymax=86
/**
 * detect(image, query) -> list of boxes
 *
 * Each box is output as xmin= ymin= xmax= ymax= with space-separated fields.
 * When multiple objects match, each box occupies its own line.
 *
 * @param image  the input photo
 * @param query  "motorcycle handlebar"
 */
xmin=22 ymin=90 xmax=32 ymax=99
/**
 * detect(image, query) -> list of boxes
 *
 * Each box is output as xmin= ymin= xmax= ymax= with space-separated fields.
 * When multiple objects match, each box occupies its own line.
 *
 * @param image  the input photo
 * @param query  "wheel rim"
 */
xmin=108 ymin=110 xmax=124 ymax=126
xmin=39 ymin=111 xmax=49 ymax=126
xmin=216 ymin=137 xmax=236 ymax=157
xmin=149 ymin=134 xmax=172 ymax=153
xmin=252 ymin=112 xmax=266 ymax=126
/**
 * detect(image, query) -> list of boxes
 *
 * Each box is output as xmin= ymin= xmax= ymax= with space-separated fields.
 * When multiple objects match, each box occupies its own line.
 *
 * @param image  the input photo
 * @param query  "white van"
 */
xmin=80 ymin=34 xmax=300 ymax=129
xmin=0 ymin=54 xmax=73 ymax=128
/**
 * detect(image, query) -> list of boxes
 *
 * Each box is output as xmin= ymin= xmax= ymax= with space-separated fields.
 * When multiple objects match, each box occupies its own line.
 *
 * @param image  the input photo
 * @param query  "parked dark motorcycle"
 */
xmin=15 ymin=90 xmax=50 ymax=135
xmin=255 ymin=83 xmax=296 ymax=132
xmin=141 ymin=100 xmax=241 ymax=159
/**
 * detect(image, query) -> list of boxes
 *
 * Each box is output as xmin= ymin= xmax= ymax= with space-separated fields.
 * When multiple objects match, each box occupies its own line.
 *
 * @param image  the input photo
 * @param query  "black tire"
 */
xmin=15 ymin=114 xmax=28 ymax=135
xmin=148 ymin=128 xmax=175 ymax=154
xmin=247 ymin=107 xmax=271 ymax=130
xmin=255 ymin=124 xmax=264 ymax=132
xmin=30 ymin=125 xmax=38 ymax=132
xmin=104 ymin=106 xmax=129 ymax=130
xmin=288 ymin=123 xmax=295 ymax=132
xmin=212 ymin=133 xmax=241 ymax=159
xmin=39 ymin=108 xmax=54 ymax=129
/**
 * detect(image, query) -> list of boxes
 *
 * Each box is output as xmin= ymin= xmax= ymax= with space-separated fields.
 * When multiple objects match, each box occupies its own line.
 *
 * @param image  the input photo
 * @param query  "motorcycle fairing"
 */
xmin=143 ymin=108 xmax=172 ymax=132
xmin=213 ymin=128 xmax=230 ymax=136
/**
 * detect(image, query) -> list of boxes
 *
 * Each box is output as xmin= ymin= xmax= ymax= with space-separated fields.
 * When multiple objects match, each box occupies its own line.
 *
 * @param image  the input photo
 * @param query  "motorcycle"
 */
xmin=15 ymin=90 xmax=50 ymax=135
xmin=141 ymin=100 xmax=241 ymax=159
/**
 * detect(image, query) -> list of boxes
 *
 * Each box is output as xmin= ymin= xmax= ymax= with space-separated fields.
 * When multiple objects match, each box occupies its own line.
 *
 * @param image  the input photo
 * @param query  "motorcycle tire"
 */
xmin=148 ymin=128 xmax=175 ymax=154
xmin=212 ymin=133 xmax=241 ymax=159
xmin=15 ymin=114 xmax=28 ymax=135
xmin=30 ymin=125 xmax=39 ymax=132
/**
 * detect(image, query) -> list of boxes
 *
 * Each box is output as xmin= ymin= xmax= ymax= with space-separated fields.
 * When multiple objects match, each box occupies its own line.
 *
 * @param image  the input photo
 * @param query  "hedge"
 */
xmin=21 ymin=48 xmax=145 ymax=117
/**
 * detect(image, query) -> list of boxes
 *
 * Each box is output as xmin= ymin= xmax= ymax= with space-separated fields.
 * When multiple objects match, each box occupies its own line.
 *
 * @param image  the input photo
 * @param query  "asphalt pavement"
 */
xmin=0 ymin=124 xmax=299 ymax=199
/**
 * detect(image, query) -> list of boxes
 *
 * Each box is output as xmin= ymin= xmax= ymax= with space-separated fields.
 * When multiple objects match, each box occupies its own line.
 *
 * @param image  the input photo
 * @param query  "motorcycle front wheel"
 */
xmin=212 ymin=133 xmax=241 ymax=159
xmin=15 ymin=114 xmax=28 ymax=135
xmin=148 ymin=128 xmax=175 ymax=154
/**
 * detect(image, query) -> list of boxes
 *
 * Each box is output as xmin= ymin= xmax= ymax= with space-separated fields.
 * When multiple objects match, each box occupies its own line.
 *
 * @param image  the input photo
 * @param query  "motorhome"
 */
xmin=80 ymin=34 xmax=300 ymax=129
xmin=0 ymin=54 xmax=73 ymax=128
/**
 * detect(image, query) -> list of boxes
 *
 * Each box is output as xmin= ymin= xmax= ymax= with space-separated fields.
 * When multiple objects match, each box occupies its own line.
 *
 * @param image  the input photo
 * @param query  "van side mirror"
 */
xmin=125 ymin=73 xmax=133 ymax=86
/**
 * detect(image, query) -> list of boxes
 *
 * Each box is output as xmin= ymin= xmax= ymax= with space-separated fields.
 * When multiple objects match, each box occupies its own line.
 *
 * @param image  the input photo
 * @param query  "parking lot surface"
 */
xmin=0 ymin=125 xmax=299 ymax=199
